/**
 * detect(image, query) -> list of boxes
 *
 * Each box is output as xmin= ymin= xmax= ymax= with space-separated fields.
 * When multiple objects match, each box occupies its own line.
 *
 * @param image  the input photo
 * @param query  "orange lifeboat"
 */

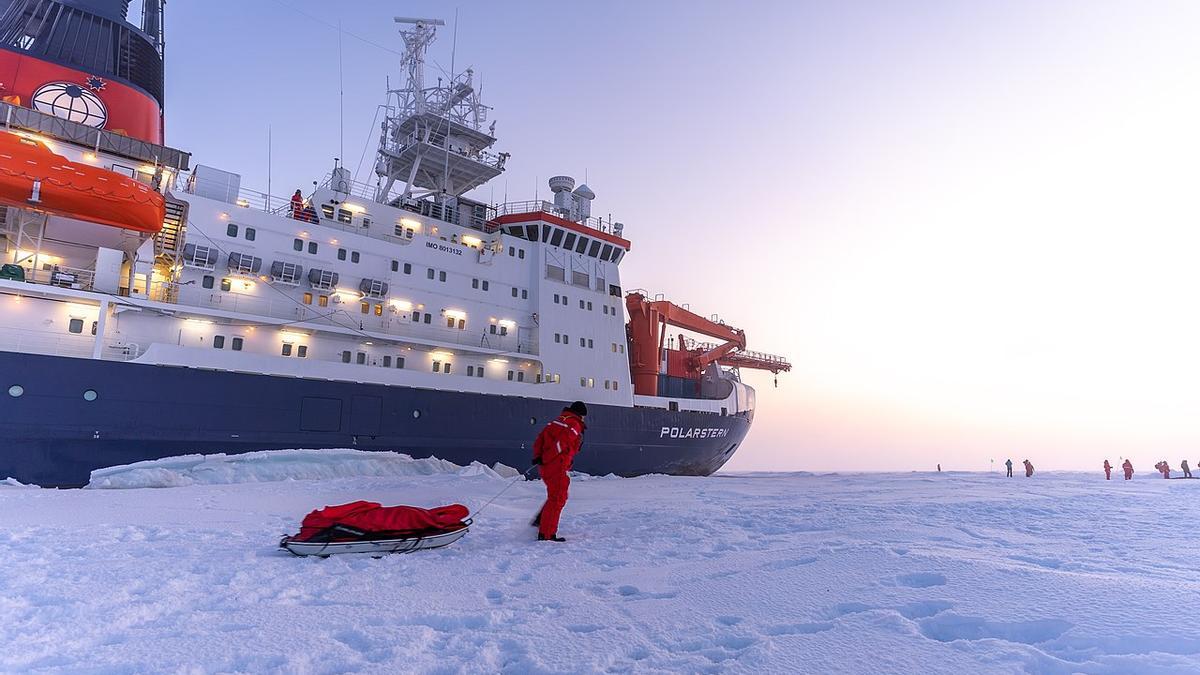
xmin=0 ymin=131 xmax=164 ymax=234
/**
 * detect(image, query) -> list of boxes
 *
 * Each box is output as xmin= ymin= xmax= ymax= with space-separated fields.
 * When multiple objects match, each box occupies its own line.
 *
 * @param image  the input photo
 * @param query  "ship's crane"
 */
xmin=625 ymin=292 xmax=790 ymax=396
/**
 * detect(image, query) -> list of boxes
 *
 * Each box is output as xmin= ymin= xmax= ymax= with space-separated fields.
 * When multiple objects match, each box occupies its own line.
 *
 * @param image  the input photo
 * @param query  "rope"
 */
xmin=472 ymin=465 xmax=537 ymax=519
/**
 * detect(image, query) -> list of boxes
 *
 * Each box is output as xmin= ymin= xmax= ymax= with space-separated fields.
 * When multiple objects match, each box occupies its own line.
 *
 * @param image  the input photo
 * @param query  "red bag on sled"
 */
xmin=296 ymin=501 xmax=470 ymax=542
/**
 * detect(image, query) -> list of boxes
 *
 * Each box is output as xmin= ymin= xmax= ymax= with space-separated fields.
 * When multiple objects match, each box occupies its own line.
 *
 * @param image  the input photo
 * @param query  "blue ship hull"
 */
xmin=0 ymin=351 xmax=750 ymax=486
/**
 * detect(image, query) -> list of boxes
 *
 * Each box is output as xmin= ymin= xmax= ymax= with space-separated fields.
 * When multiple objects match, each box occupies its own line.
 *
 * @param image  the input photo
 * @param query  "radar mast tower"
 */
xmin=372 ymin=17 xmax=507 ymax=206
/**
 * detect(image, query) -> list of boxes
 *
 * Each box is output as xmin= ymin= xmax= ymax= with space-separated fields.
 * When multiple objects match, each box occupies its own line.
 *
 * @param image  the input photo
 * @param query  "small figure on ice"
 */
xmin=1023 ymin=459 xmax=1034 ymax=477
xmin=1103 ymin=459 xmax=1112 ymax=480
xmin=1005 ymin=458 xmax=1013 ymax=478
xmin=1182 ymin=459 xmax=1192 ymax=478
xmin=531 ymin=401 xmax=587 ymax=543
xmin=1155 ymin=461 xmax=1170 ymax=479
xmin=1122 ymin=458 xmax=1134 ymax=480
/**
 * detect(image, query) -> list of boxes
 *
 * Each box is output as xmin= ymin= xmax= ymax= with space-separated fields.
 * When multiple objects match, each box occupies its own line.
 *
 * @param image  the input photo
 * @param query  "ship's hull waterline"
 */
xmin=0 ymin=351 xmax=750 ymax=487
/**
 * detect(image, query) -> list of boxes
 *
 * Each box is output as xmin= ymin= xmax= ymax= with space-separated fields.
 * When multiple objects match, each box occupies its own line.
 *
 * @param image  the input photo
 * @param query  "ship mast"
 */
xmin=371 ymin=17 xmax=507 ymax=207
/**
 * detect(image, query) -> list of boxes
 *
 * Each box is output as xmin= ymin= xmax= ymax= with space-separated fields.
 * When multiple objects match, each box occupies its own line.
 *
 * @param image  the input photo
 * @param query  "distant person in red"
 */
xmin=531 ymin=401 xmax=587 ymax=542
xmin=1023 ymin=459 xmax=1034 ymax=477
xmin=1155 ymin=461 xmax=1170 ymax=479
xmin=290 ymin=189 xmax=304 ymax=219
xmin=1122 ymin=459 xmax=1133 ymax=480
xmin=1182 ymin=459 xmax=1192 ymax=478
xmin=1103 ymin=460 xmax=1112 ymax=480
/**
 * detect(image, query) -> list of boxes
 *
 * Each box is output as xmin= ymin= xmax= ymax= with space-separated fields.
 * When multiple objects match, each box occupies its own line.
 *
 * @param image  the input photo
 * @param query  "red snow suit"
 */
xmin=1103 ymin=460 xmax=1112 ymax=480
xmin=532 ymin=410 xmax=586 ymax=538
xmin=296 ymin=501 xmax=469 ymax=541
xmin=1123 ymin=460 xmax=1133 ymax=480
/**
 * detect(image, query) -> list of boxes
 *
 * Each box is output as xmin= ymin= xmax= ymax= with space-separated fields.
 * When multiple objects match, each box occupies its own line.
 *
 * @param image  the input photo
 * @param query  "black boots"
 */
xmin=537 ymin=533 xmax=566 ymax=542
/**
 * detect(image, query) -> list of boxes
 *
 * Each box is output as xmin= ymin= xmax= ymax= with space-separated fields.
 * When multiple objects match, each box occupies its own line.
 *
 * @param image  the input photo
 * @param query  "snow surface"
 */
xmin=2 ymin=459 xmax=1199 ymax=673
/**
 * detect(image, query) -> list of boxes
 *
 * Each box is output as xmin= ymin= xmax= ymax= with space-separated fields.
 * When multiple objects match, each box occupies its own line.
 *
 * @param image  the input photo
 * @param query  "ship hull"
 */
xmin=0 ymin=351 xmax=750 ymax=487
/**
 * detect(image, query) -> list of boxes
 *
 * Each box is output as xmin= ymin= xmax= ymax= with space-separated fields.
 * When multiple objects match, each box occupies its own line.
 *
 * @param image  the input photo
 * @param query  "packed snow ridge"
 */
xmin=2 ymin=462 xmax=1198 ymax=673
xmin=85 ymin=448 xmax=519 ymax=489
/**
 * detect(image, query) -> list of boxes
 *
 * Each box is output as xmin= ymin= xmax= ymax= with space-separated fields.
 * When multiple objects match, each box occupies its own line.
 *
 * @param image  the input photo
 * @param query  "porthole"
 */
xmin=83 ymin=389 xmax=98 ymax=401
xmin=412 ymin=410 xmax=421 ymax=419
xmin=8 ymin=385 xmax=24 ymax=397
xmin=530 ymin=417 xmax=537 ymax=425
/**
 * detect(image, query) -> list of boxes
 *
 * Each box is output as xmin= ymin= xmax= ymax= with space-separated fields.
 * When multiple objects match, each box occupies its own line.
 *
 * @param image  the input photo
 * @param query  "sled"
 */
xmin=279 ymin=521 xmax=471 ymax=557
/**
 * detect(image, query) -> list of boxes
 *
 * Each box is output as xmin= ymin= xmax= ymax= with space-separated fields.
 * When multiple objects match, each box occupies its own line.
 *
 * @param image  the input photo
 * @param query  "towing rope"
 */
xmin=472 ymin=465 xmax=537 ymax=519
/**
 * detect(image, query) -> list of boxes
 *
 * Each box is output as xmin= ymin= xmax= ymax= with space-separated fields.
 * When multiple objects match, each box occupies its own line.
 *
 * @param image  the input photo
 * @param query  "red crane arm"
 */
xmin=648 ymin=300 xmax=746 ymax=351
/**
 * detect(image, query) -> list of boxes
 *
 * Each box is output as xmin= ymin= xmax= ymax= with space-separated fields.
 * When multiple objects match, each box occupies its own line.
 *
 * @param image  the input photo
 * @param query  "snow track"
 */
xmin=1 ymin=470 xmax=1198 ymax=673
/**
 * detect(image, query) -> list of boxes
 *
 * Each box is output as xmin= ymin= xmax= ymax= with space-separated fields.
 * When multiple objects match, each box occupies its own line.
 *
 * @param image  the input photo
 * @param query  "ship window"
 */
xmin=669 ymin=401 xmax=679 ymax=412
xmin=554 ymin=333 xmax=560 ymax=343
xmin=342 ymin=351 xmax=352 ymax=363
xmin=563 ymin=233 xmax=577 ymax=250
xmin=490 ymin=324 xmax=497 ymax=334
xmin=411 ymin=310 xmax=420 ymax=322
xmin=424 ymin=313 xmax=431 ymax=324
xmin=588 ymin=241 xmax=603 ymax=258
xmin=554 ymin=294 xmax=560 ymax=304
xmin=362 ymin=218 xmax=371 ymax=229
xmin=338 ymin=249 xmax=347 ymax=261
xmin=575 ymin=237 xmax=589 ymax=254
xmin=522 ymin=290 xmax=528 ymax=299
xmin=68 ymin=318 xmax=84 ymax=334
xmin=579 ymin=300 xmax=585 ymax=309
xmin=443 ymin=362 xmax=451 ymax=374
xmin=542 ymin=225 xmax=552 ymax=243
xmin=561 ymin=295 xmax=568 ymax=305
xmin=508 ymin=370 xmax=514 ymax=381
xmin=404 ymin=263 xmax=412 ymax=274
xmin=8 ymin=385 xmax=23 ymax=398
xmin=281 ymin=343 xmax=293 ymax=356
xmin=482 ymin=280 xmax=489 ymax=291
xmin=609 ymin=284 xmax=621 ymax=297
xmin=439 ymin=271 xmax=447 ymax=282
xmin=427 ymin=268 xmax=435 ymax=280
xmin=337 ymin=209 xmax=353 ymax=224
xmin=579 ymin=337 xmax=585 ymax=347
xmin=524 ymin=225 xmax=539 ymax=240
xmin=213 ymin=335 xmax=225 ymax=349
xmin=391 ymin=260 xmax=399 ymax=272
xmin=397 ymin=357 xmax=405 ymax=369
xmin=588 ymin=339 xmax=594 ymax=348
xmin=611 ymin=343 xmax=617 ymax=352
xmin=293 ymin=238 xmax=303 ymax=251
xmin=508 ymin=246 xmax=515 ymax=256
xmin=321 ymin=204 xmax=335 ymax=219
xmin=432 ymin=360 xmax=441 ymax=372
xmin=245 ymin=228 xmax=256 ymax=241
xmin=563 ymin=334 xmax=568 ymax=344
xmin=83 ymin=389 xmax=98 ymax=402
xmin=611 ymin=250 xmax=624 ymax=263
xmin=351 ymin=252 xmax=360 ymax=264
xmin=580 ymin=377 xmax=587 ymax=387
xmin=518 ymin=249 xmax=525 ymax=259
xmin=467 ymin=365 xmax=475 ymax=377
xmin=620 ymin=344 xmax=625 ymax=354
xmin=308 ymin=242 xmax=318 ymax=254
xmin=297 ymin=345 xmax=308 ymax=358
xmin=477 ymin=368 xmax=483 ymax=378
xmin=613 ymin=381 xmax=618 ymax=391
xmin=550 ymin=229 xmax=564 ymax=247
xmin=588 ymin=377 xmax=595 ymax=388
xmin=318 ymin=294 xmax=329 ymax=307
xmin=447 ymin=317 xmax=455 ymax=328
xmin=374 ymin=304 xmax=383 ymax=317
xmin=511 ymin=287 xmax=518 ymax=298
xmin=360 ymin=302 xmax=369 ymax=314
xmin=357 ymin=352 xmax=366 ymax=365
xmin=231 ymin=337 xmax=244 ymax=351
xmin=202 ymin=275 xmax=214 ymax=289
xmin=220 ymin=278 xmax=231 ymax=292
xmin=517 ymin=371 xmax=525 ymax=382
xmin=500 ymin=326 xmax=508 ymax=336
xmin=227 ymin=223 xmax=238 ymax=237
xmin=472 ymin=278 xmax=479 ymax=289
xmin=383 ymin=355 xmax=392 ymax=367
xmin=458 ymin=318 xmax=466 ymax=330
xmin=587 ymin=301 xmax=593 ymax=311
xmin=303 ymin=292 xmax=313 ymax=304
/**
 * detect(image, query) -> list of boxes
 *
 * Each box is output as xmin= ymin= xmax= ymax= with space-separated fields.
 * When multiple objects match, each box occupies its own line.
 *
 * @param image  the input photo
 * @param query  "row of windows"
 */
xmin=506 ymin=246 xmax=527 ymax=259
xmin=507 ymin=223 xmax=624 ymax=263
xmin=227 ymin=224 xmax=256 ymax=241
xmin=337 ymin=248 xmax=361 ymax=263
xmin=511 ymin=287 xmax=529 ymax=299
xmin=601 ymin=304 xmax=621 ymax=317
xmin=211 ymin=335 xmax=245 ymax=351
xmin=281 ymin=343 xmax=307 ymax=357
xmin=8 ymin=385 xmax=97 ymax=400
xmin=471 ymin=278 xmax=490 ymax=291
xmin=427 ymin=268 xmax=448 ymax=282
xmin=341 ymin=351 xmax=406 ymax=368
xmin=292 ymin=238 xmax=320 ymax=255
xmin=66 ymin=318 xmax=97 ymax=335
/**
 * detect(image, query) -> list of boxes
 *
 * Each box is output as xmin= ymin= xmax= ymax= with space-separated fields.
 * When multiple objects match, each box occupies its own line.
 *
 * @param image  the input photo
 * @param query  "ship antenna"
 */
xmin=441 ymin=7 xmax=459 ymax=208
xmin=267 ymin=125 xmax=273 ymax=211
xmin=338 ymin=19 xmax=345 ymax=165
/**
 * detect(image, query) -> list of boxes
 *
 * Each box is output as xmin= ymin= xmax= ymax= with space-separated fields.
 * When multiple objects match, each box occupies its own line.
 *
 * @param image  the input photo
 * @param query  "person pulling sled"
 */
xmin=531 ymin=401 xmax=587 ymax=542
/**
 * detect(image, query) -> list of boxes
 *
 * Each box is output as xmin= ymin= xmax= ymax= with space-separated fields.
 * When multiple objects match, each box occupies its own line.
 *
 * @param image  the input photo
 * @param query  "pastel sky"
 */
xmin=163 ymin=1 xmax=1200 ymax=472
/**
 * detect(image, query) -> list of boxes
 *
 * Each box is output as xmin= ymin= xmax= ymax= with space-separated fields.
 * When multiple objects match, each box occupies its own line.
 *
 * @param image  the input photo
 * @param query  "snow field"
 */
xmin=2 ymin=462 xmax=1199 ymax=673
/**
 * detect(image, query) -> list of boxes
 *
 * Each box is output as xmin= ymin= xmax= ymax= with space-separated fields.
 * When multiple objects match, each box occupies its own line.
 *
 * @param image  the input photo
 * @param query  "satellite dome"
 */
xmin=548 ymin=175 xmax=575 ymax=193
xmin=572 ymin=183 xmax=595 ymax=200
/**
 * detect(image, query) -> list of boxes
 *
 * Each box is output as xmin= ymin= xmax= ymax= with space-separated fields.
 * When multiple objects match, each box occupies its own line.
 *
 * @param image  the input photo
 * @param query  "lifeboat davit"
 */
xmin=0 ymin=131 xmax=165 ymax=234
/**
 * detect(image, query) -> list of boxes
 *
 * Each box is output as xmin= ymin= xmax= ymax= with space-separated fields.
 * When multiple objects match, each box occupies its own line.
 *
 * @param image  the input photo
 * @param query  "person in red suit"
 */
xmin=1103 ymin=459 xmax=1112 ymax=480
xmin=531 ymin=401 xmax=587 ymax=542
xmin=1122 ymin=459 xmax=1134 ymax=480
xmin=290 ymin=189 xmax=304 ymax=220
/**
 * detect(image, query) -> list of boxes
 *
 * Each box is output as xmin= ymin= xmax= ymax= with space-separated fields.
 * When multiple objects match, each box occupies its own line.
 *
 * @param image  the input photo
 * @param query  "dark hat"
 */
xmin=566 ymin=401 xmax=588 ymax=417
